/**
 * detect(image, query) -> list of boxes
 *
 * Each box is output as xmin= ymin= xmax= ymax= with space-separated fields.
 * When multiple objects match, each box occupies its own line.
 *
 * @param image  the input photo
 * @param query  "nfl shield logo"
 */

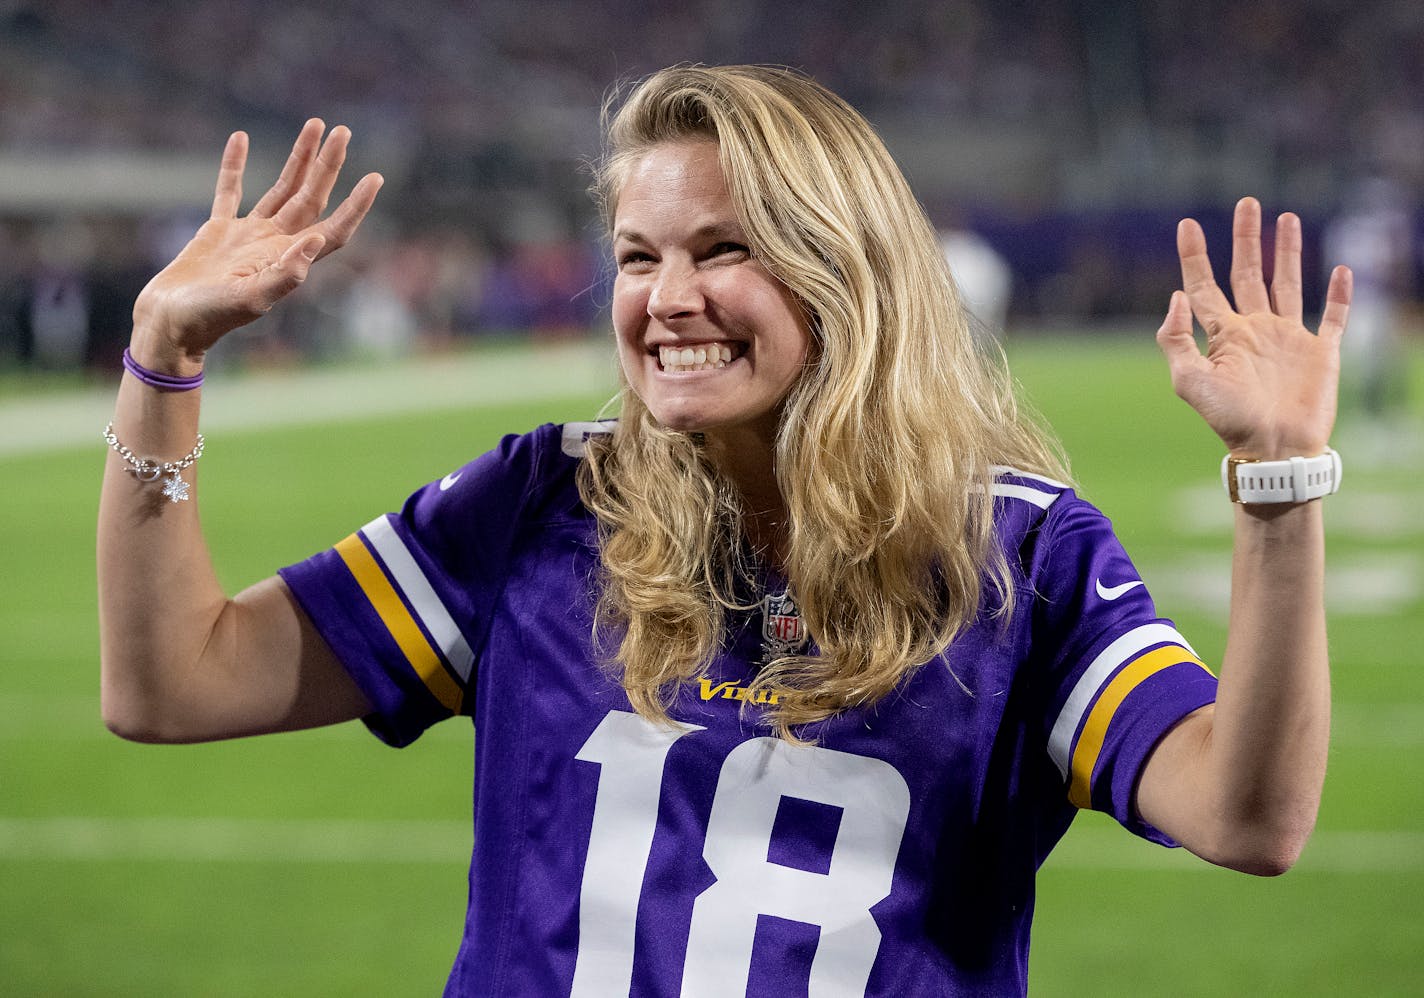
xmin=760 ymin=588 xmax=809 ymax=663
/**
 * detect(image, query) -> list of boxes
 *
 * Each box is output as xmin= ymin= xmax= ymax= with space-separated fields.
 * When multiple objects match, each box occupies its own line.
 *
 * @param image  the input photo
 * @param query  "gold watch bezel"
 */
xmin=1224 ymin=455 xmax=1259 ymax=504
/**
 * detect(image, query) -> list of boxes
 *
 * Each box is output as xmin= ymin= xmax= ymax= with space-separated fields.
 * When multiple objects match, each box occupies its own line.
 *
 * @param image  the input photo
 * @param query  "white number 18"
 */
xmin=571 ymin=710 xmax=912 ymax=997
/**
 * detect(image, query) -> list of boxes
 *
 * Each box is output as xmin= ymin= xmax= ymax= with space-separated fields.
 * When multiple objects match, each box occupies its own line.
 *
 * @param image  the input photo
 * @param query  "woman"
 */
xmin=99 ymin=66 xmax=1350 ymax=995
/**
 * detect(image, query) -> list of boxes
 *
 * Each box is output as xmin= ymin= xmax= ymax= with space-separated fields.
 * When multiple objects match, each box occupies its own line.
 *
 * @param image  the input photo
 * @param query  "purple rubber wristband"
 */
xmin=122 ymin=348 xmax=204 ymax=391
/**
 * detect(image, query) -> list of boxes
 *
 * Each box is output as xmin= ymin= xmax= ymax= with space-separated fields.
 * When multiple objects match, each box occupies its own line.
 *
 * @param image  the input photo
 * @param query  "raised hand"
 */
xmin=131 ymin=119 xmax=383 ymax=372
xmin=1157 ymin=197 xmax=1352 ymax=460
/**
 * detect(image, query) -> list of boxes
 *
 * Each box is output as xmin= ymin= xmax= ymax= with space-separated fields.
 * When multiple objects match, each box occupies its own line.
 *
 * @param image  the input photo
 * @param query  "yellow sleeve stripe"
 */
xmin=1048 ymin=623 xmax=1199 ymax=780
xmin=1067 ymin=644 xmax=1206 ymax=808
xmin=334 ymin=532 xmax=464 ymax=714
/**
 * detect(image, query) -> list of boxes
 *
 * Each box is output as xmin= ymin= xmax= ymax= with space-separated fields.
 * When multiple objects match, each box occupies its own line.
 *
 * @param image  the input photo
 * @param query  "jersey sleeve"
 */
xmin=1026 ymin=489 xmax=1218 ymax=845
xmin=278 ymin=426 xmax=550 ymax=747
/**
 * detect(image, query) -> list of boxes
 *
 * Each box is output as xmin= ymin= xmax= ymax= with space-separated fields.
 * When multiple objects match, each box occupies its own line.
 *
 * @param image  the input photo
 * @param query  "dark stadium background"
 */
xmin=4 ymin=0 xmax=1423 ymax=369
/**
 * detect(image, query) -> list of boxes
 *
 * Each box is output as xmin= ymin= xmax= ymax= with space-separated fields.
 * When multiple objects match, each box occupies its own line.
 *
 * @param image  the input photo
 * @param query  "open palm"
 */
xmin=133 ymin=119 xmax=383 ymax=365
xmin=1157 ymin=197 xmax=1352 ymax=460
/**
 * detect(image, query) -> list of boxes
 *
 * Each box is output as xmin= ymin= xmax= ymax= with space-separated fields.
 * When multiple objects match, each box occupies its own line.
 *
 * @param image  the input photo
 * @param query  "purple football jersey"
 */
xmin=279 ymin=422 xmax=1217 ymax=997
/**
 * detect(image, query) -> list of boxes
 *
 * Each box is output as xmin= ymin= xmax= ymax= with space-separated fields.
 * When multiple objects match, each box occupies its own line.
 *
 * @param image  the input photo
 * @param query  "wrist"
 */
xmin=1227 ymin=445 xmax=1329 ymax=463
xmin=1221 ymin=448 xmax=1341 ymax=505
xmin=1224 ymin=431 xmax=1333 ymax=463
xmin=127 ymin=325 xmax=207 ymax=380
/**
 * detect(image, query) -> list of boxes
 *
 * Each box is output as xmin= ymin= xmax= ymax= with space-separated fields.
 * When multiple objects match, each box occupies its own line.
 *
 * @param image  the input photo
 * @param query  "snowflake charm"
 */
xmin=161 ymin=472 xmax=191 ymax=503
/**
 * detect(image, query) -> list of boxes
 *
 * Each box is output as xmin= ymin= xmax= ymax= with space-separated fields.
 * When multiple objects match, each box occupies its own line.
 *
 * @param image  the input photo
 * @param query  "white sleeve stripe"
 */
xmin=991 ymin=465 xmax=1072 ymax=490
xmin=361 ymin=515 xmax=476 ymax=683
xmin=1047 ymin=622 xmax=1199 ymax=780
xmin=989 ymin=483 xmax=1060 ymax=509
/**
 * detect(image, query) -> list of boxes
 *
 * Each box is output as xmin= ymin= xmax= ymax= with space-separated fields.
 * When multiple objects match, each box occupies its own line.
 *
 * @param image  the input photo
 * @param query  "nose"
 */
xmin=647 ymin=262 xmax=704 ymax=322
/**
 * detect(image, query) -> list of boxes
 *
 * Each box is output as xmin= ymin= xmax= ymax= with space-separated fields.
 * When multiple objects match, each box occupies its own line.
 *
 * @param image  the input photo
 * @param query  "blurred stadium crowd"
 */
xmin=1 ymin=0 xmax=1421 ymax=374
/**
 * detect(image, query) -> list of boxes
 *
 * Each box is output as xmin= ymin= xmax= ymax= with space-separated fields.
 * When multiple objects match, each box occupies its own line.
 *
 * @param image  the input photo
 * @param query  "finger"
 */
xmin=251 ymin=118 xmax=325 ymax=219
xmin=210 ymin=131 xmax=248 ymax=220
xmin=310 ymin=172 xmax=384 ymax=260
xmin=1270 ymin=211 xmax=1303 ymax=322
xmin=271 ymin=125 xmax=351 ymax=232
xmin=1229 ymin=196 xmax=1272 ymax=314
xmin=1318 ymin=265 xmax=1352 ymax=344
xmin=1176 ymin=218 xmax=1234 ymax=331
xmin=248 ymin=234 xmax=327 ymax=308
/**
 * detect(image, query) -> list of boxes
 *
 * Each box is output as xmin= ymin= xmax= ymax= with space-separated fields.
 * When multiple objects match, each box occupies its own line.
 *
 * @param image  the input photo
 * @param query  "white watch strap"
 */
xmin=1221 ymin=448 xmax=1342 ymax=504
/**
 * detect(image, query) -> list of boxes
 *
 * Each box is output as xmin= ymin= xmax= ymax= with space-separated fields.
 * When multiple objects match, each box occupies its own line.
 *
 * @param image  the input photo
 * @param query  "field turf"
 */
xmin=1 ymin=333 xmax=1419 ymax=995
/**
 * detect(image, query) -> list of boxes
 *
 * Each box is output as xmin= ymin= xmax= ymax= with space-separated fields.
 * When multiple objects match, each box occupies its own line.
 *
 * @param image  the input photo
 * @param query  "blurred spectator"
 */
xmin=1322 ymin=175 xmax=1416 ymax=419
xmin=940 ymin=226 xmax=1013 ymax=344
xmin=28 ymin=218 xmax=92 ymax=370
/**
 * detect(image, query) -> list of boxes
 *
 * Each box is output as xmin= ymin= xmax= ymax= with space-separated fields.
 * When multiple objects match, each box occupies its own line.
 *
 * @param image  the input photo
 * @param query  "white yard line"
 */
xmin=0 ymin=339 xmax=619 ymax=459
xmin=1158 ymin=467 xmax=1423 ymax=616
xmin=1172 ymin=484 xmax=1423 ymax=539
xmin=1140 ymin=552 xmax=1421 ymax=617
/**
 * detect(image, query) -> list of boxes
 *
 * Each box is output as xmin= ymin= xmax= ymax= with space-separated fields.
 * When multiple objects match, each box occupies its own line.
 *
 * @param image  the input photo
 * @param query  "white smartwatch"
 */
xmin=1221 ymin=448 xmax=1342 ymax=504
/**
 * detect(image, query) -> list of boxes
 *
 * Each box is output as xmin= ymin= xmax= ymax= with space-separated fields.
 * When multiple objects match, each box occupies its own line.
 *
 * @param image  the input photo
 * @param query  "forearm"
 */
xmin=1210 ymin=500 xmax=1330 ymax=854
xmin=97 ymin=331 xmax=227 ymax=739
xmin=1142 ymin=497 xmax=1330 ymax=873
xmin=98 ymin=332 xmax=370 ymax=741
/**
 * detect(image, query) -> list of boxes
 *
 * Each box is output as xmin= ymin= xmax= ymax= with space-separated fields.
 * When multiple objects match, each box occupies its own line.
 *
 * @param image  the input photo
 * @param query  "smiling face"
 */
xmin=611 ymin=141 xmax=812 ymax=443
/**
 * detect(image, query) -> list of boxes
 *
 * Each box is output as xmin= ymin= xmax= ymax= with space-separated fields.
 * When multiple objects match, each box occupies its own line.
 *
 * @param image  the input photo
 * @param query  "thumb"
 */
xmin=294 ymin=234 xmax=327 ymax=264
xmin=1155 ymin=290 xmax=1199 ymax=368
xmin=250 ymin=234 xmax=328 ymax=308
xmin=276 ymin=234 xmax=327 ymax=283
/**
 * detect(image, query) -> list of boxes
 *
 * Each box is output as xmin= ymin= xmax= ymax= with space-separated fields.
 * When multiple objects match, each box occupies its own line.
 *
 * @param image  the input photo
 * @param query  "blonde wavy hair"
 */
xmin=578 ymin=65 xmax=1068 ymax=737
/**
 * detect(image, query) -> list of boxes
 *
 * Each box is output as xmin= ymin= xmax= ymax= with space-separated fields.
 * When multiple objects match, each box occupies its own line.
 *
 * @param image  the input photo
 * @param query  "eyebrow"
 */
xmin=613 ymin=221 xmax=746 ymax=244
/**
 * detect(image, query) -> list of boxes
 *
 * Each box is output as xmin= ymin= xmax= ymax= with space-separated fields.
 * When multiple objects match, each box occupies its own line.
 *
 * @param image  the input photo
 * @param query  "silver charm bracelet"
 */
xmin=103 ymin=421 xmax=205 ymax=503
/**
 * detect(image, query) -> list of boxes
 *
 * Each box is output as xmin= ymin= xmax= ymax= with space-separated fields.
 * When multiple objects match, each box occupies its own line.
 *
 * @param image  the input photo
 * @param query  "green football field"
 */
xmin=2 ymin=333 xmax=1420 ymax=996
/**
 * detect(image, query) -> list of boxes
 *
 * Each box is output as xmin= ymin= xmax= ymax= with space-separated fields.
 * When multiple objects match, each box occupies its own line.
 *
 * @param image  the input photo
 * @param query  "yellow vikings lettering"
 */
xmin=697 ymin=679 xmax=781 ymax=705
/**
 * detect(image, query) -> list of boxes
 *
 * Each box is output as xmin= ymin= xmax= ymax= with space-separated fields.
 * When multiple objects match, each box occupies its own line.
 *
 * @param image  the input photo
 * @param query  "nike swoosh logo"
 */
xmin=439 ymin=471 xmax=463 ymax=492
xmin=1095 ymin=578 xmax=1144 ymax=601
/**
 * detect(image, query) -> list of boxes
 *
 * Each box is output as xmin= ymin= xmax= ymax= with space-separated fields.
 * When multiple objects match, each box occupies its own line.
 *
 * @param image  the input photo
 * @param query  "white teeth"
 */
xmin=658 ymin=344 xmax=738 ymax=372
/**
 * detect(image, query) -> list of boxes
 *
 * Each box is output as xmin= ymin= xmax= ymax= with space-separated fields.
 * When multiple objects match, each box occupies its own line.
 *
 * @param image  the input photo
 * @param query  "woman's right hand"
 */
xmin=130 ymin=119 xmax=383 ymax=374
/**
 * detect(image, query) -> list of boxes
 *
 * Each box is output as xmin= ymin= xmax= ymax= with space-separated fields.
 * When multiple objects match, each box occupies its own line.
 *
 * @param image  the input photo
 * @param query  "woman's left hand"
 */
xmin=1157 ymin=197 xmax=1352 ymax=460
